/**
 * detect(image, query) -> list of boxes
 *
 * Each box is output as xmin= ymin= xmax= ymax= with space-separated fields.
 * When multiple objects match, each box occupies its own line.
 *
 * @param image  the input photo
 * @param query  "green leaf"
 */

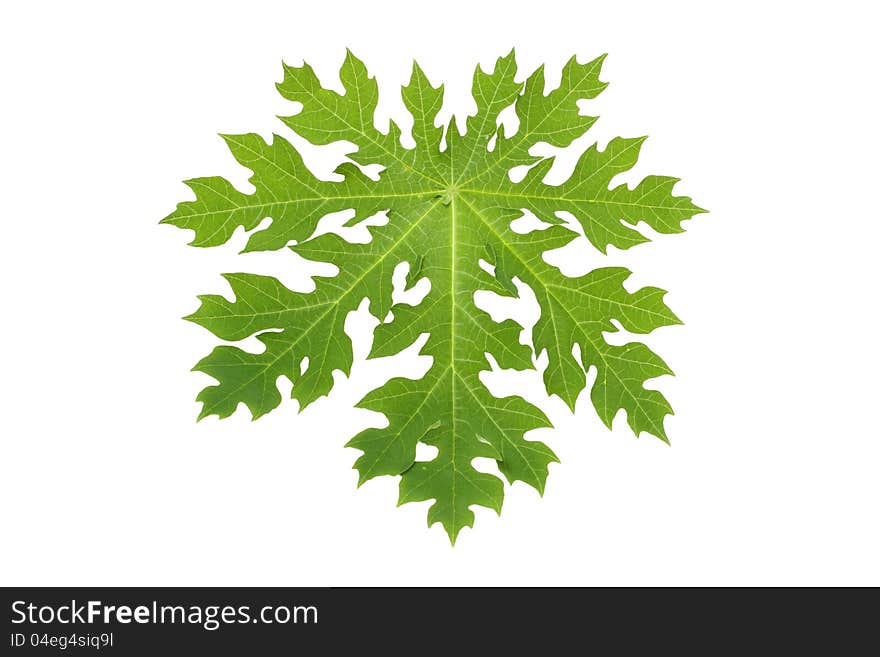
xmin=163 ymin=50 xmax=705 ymax=543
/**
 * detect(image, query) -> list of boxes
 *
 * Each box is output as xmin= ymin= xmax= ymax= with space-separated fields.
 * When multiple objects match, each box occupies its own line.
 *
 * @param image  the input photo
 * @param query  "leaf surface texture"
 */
xmin=164 ymin=50 xmax=704 ymax=542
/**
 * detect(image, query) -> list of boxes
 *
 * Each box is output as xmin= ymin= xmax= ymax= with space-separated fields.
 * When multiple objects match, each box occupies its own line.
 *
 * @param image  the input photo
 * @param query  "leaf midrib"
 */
xmin=461 ymin=187 xmax=685 ymax=212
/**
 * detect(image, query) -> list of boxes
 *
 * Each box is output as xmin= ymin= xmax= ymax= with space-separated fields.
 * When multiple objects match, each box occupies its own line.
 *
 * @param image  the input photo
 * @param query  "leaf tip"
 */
xmin=532 ymin=478 xmax=547 ymax=497
xmin=343 ymin=47 xmax=364 ymax=69
xmin=690 ymin=201 xmax=710 ymax=216
xmin=558 ymin=391 xmax=578 ymax=414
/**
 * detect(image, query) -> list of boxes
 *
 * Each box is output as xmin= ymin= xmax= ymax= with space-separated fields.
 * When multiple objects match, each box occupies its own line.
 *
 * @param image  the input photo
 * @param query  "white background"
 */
xmin=2 ymin=0 xmax=878 ymax=586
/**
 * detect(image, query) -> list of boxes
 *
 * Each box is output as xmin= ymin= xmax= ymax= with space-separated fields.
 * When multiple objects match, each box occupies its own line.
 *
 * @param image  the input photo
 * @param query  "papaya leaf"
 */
xmin=163 ymin=50 xmax=705 ymax=543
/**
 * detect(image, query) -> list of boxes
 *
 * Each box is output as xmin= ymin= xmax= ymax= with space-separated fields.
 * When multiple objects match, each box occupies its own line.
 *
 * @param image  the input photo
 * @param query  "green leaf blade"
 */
xmin=164 ymin=50 xmax=705 ymax=542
